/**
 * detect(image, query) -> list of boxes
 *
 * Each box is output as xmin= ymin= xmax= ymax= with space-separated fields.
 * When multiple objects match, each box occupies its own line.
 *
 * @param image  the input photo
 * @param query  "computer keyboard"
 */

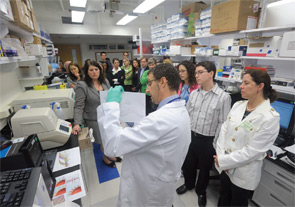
xmin=0 ymin=168 xmax=40 ymax=207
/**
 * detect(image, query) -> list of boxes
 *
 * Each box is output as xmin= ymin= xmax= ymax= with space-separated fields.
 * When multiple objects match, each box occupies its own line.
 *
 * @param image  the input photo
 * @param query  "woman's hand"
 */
xmin=72 ymin=124 xmax=81 ymax=135
xmin=213 ymin=155 xmax=219 ymax=167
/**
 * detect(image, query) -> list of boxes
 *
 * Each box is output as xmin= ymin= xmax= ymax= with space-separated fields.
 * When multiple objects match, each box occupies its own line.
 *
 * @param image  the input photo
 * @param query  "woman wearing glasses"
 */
xmin=177 ymin=61 xmax=200 ymax=103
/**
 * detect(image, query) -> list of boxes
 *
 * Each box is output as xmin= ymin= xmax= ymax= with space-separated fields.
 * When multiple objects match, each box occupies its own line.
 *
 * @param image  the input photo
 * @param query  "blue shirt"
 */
xmin=157 ymin=94 xmax=180 ymax=110
xmin=180 ymin=85 xmax=190 ymax=103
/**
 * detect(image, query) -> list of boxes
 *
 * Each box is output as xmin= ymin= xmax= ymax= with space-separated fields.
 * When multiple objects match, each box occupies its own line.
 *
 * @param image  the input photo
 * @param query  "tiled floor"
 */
xmin=80 ymin=149 xmax=219 ymax=207
xmin=80 ymin=149 xmax=256 ymax=207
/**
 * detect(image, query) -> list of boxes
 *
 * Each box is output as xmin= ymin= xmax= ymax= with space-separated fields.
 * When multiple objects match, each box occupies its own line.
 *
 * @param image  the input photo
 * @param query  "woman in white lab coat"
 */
xmin=97 ymin=64 xmax=191 ymax=206
xmin=214 ymin=69 xmax=280 ymax=206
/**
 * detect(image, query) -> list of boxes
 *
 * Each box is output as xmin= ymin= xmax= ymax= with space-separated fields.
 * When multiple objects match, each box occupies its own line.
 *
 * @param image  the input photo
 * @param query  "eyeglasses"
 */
xmin=195 ymin=70 xmax=208 ymax=75
xmin=179 ymin=70 xmax=187 ymax=73
xmin=147 ymin=79 xmax=157 ymax=86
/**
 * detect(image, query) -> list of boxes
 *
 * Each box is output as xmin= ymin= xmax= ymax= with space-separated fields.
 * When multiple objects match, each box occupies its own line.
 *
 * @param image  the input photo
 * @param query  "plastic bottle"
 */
xmin=21 ymin=104 xmax=30 ymax=109
xmin=55 ymin=102 xmax=65 ymax=120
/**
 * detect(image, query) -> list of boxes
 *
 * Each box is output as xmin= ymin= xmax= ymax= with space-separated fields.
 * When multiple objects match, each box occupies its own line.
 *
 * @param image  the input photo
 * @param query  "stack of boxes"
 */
xmin=10 ymin=0 xmax=39 ymax=33
xmin=167 ymin=13 xmax=188 ymax=40
xmin=183 ymin=1 xmax=208 ymax=37
xmin=151 ymin=23 xmax=168 ymax=43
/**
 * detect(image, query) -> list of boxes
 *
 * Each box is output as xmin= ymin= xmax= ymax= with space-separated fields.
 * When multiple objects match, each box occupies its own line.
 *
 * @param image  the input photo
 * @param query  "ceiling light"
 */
xmin=70 ymin=0 xmax=87 ymax=8
xmin=133 ymin=0 xmax=166 ymax=14
xmin=71 ymin=11 xmax=85 ymax=23
xmin=116 ymin=14 xmax=138 ymax=25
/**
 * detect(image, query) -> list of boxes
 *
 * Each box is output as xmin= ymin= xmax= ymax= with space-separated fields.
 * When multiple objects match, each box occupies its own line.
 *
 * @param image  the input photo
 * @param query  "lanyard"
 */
xmin=167 ymin=97 xmax=181 ymax=104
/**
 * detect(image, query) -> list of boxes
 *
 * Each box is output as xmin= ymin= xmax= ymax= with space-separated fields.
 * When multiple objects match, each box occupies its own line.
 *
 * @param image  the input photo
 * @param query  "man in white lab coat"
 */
xmin=97 ymin=63 xmax=191 ymax=207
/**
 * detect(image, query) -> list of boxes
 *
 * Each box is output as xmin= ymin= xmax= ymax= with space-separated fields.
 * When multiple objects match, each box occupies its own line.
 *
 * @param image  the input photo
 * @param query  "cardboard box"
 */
xmin=10 ymin=0 xmax=32 ymax=32
xmin=182 ymin=1 xmax=207 ymax=16
xmin=210 ymin=0 xmax=260 ymax=34
xmin=78 ymin=127 xmax=93 ymax=150
xmin=33 ymin=36 xmax=42 ymax=45
xmin=191 ymin=44 xmax=206 ymax=54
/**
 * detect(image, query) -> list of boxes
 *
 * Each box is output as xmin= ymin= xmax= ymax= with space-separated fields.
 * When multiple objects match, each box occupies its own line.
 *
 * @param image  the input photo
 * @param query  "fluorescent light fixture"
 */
xmin=133 ymin=0 xmax=166 ymax=14
xmin=71 ymin=11 xmax=85 ymax=23
xmin=70 ymin=0 xmax=87 ymax=8
xmin=116 ymin=14 xmax=138 ymax=25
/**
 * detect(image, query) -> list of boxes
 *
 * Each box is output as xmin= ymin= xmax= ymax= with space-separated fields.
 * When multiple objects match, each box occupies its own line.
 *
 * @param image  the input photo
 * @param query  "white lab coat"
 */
xmin=97 ymin=100 xmax=191 ymax=207
xmin=216 ymin=99 xmax=280 ymax=190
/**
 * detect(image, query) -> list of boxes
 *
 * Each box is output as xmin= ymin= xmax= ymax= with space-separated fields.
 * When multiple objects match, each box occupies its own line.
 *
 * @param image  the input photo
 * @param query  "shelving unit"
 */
xmin=149 ymin=25 xmax=295 ymax=96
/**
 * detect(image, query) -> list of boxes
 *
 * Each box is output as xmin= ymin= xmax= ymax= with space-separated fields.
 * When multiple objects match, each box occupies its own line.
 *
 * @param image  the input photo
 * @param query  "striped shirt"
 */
xmin=186 ymin=84 xmax=231 ymax=140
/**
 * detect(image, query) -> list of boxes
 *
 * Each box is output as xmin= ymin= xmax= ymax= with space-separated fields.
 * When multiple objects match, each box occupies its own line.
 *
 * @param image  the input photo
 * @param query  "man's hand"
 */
xmin=106 ymin=86 xmax=124 ymax=103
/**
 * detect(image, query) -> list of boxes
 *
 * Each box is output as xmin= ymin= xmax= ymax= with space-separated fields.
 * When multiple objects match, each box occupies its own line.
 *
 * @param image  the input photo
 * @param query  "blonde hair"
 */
xmin=163 ymin=59 xmax=173 ymax=66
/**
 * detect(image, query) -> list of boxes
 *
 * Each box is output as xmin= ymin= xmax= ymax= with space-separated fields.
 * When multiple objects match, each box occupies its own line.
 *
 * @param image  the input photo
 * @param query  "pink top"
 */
xmin=177 ymin=82 xmax=200 ymax=96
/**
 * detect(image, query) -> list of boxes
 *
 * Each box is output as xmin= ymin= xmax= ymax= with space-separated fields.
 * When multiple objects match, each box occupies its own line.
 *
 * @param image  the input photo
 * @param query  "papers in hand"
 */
xmin=100 ymin=91 xmax=146 ymax=123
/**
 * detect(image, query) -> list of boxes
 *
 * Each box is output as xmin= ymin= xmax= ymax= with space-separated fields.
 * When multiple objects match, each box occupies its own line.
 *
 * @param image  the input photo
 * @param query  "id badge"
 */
xmin=240 ymin=120 xmax=253 ymax=131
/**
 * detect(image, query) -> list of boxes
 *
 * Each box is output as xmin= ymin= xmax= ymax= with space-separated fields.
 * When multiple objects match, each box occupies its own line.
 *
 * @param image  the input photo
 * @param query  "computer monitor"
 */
xmin=271 ymin=99 xmax=295 ymax=136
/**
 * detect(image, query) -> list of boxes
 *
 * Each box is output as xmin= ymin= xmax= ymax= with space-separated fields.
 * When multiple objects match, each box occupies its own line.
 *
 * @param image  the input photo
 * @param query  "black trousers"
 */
xmin=182 ymin=131 xmax=215 ymax=196
xmin=124 ymin=85 xmax=133 ymax=92
xmin=218 ymin=171 xmax=253 ymax=207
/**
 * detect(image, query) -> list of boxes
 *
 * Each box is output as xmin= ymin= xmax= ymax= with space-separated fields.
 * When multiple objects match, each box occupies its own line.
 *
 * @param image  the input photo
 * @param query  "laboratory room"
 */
xmin=0 ymin=0 xmax=295 ymax=206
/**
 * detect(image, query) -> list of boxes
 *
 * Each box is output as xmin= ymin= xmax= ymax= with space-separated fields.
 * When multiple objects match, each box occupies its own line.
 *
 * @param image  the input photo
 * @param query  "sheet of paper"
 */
xmin=100 ymin=91 xmax=146 ymax=122
xmin=53 ymin=147 xmax=81 ymax=172
xmin=52 ymin=170 xmax=86 ymax=206
xmin=284 ymin=144 xmax=295 ymax=154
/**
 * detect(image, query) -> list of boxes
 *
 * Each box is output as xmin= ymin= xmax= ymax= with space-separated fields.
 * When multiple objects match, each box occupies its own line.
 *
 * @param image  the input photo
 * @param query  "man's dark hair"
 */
xmin=196 ymin=61 xmax=216 ymax=81
xmin=100 ymin=51 xmax=106 ymax=56
xmin=148 ymin=63 xmax=180 ymax=91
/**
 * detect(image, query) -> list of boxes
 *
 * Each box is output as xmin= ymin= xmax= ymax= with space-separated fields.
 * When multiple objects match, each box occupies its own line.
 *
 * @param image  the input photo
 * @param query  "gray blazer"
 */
xmin=66 ymin=77 xmax=78 ymax=88
xmin=73 ymin=79 xmax=110 ymax=125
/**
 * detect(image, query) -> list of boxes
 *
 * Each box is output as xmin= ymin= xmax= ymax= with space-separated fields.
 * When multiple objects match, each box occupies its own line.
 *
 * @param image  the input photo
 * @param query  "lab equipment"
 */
xmin=11 ymin=108 xmax=71 ymax=150
xmin=11 ymin=88 xmax=75 ymax=120
xmin=0 ymin=134 xmax=44 ymax=172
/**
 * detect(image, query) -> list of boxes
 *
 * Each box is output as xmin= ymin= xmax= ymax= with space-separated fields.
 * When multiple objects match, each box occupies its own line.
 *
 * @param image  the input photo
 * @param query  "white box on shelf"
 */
xmin=170 ymin=45 xmax=181 ymax=55
xmin=247 ymin=36 xmax=282 ymax=57
xmin=25 ymin=44 xmax=43 ymax=56
xmin=0 ymin=0 xmax=14 ymax=21
xmin=279 ymin=31 xmax=295 ymax=58
xmin=263 ymin=0 xmax=295 ymax=28
xmin=180 ymin=47 xmax=191 ymax=55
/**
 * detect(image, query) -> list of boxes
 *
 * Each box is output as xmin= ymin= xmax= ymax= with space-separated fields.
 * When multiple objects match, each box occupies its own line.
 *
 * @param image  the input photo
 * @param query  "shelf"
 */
xmin=216 ymin=77 xmax=242 ymax=83
xmin=33 ymin=33 xmax=53 ymax=44
xmin=216 ymin=77 xmax=295 ymax=95
xmin=240 ymin=56 xmax=295 ymax=61
xmin=18 ymin=77 xmax=44 ymax=80
xmin=0 ymin=56 xmax=38 ymax=64
xmin=241 ymin=25 xmax=295 ymax=36
xmin=151 ymin=41 xmax=170 ymax=44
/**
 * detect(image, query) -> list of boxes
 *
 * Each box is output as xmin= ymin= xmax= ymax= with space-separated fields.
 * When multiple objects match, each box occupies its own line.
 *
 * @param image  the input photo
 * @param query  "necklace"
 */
xmin=246 ymin=100 xmax=265 ymax=112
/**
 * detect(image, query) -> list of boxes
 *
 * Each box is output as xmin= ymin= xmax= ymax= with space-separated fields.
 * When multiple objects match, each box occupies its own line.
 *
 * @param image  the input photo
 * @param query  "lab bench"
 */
xmin=252 ymin=158 xmax=295 ymax=207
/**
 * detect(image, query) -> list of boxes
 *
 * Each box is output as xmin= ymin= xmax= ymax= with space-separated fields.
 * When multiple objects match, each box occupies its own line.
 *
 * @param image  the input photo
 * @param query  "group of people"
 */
xmin=67 ymin=53 xmax=279 ymax=207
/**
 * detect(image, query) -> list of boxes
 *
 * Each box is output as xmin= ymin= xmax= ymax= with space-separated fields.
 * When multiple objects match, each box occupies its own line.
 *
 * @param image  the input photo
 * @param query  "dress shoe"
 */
xmin=115 ymin=157 xmax=122 ymax=162
xmin=103 ymin=160 xmax=116 ymax=168
xmin=176 ymin=184 xmax=188 ymax=195
xmin=198 ymin=195 xmax=207 ymax=207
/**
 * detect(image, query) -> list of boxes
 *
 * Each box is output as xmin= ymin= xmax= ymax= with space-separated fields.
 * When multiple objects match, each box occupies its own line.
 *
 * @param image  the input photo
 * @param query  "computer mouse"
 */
xmin=266 ymin=150 xmax=273 ymax=157
xmin=0 ymin=140 xmax=12 ymax=151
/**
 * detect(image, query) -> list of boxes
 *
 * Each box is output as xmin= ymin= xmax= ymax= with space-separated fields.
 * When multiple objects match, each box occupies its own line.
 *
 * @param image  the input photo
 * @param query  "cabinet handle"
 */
xmin=270 ymin=193 xmax=286 ymax=206
xmin=276 ymin=172 xmax=293 ymax=183
xmin=274 ymin=180 xmax=292 ymax=192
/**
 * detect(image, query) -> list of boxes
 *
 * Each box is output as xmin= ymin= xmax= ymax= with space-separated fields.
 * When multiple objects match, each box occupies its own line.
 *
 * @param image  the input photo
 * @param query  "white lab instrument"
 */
xmin=11 ymin=88 xmax=75 ymax=119
xmin=11 ymin=107 xmax=72 ymax=150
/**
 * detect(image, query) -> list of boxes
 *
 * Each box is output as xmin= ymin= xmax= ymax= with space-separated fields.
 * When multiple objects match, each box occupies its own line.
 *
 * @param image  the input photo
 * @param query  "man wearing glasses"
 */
xmin=96 ymin=63 xmax=191 ymax=206
xmin=176 ymin=61 xmax=231 ymax=207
